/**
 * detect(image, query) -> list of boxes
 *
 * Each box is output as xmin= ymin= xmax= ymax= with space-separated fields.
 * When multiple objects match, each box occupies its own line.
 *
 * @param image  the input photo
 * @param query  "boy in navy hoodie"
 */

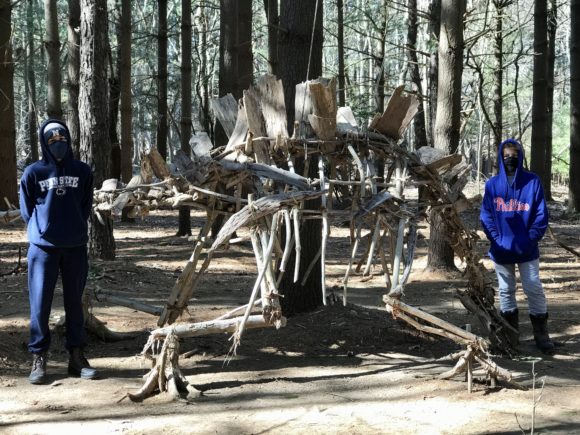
xmin=480 ymin=139 xmax=554 ymax=354
xmin=20 ymin=119 xmax=98 ymax=383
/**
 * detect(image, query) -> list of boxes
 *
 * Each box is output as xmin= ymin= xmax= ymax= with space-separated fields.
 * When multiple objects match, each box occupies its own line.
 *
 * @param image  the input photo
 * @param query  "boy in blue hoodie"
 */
xmin=480 ymin=139 xmax=554 ymax=354
xmin=20 ymin=119 xmax=98 ymax=383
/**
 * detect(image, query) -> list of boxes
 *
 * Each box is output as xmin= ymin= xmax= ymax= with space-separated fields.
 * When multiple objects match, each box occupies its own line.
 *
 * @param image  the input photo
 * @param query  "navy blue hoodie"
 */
xmin=480 ymin=139 xmax=548 ymax=265
xmin=19 ymin=119 xmax=93 ymax=248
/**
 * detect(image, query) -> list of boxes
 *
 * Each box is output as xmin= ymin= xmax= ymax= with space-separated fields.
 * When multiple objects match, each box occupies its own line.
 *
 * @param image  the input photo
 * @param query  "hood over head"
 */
xmin=39 ymin=118 xmax=73 ymax=164
xmin=498 ymin=138 xmax=524 ymax=181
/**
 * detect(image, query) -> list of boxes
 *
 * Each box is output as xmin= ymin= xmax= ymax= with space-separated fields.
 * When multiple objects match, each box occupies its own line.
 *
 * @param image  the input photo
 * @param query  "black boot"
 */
xmin=529 ymin=313 xmax=555 ymax=354
xmin=68 ymin=348 xmax=98 ymax=379
xmin=29 ymin=352 xmax=48 ymax=385
xmin=501 ymin=309 xmax=520 ymax=346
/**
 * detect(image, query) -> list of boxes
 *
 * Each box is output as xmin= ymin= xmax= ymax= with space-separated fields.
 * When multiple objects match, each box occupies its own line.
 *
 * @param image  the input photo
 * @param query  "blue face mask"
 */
xmin=49 ymin=140 xmax=69 ymax=161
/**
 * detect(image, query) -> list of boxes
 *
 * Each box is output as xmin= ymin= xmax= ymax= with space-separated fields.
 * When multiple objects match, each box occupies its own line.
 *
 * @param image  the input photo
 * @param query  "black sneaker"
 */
xmin=68 ymin=348 xmax=98 ymax=380
xmin=29 ymin=352 xmax=47 ymax=385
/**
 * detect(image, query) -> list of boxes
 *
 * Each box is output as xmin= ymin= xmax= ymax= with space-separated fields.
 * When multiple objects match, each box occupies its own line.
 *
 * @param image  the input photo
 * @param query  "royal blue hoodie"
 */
xmin=480 ymin=139 xmax=548 ymax=265
xmin=19 ymin=119 xmax=93 ymax=248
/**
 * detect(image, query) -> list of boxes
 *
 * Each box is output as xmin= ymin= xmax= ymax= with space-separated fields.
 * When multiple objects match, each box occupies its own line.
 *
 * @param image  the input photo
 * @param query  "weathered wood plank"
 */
xmin=211 ymin=93 xmax=238 ymax=138
xmin=255 ymin=74 xmax=288 ymax=138
xmin=369 ymin=85 xmax=419 ymax=140
xmin=308 ymin=78 xmax=337 ymax=140
xmin=243 ymin=88 xmax=270 ymax=164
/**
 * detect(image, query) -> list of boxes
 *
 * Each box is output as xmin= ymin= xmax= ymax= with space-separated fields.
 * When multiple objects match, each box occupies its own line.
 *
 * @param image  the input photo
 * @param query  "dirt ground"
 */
xmin=1 ymin=193 xmax=580 ymax=434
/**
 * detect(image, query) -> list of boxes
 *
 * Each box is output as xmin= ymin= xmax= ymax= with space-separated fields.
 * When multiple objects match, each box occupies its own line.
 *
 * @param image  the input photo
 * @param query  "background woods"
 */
xmin=0 ymin=1 xmax=579 ymax=289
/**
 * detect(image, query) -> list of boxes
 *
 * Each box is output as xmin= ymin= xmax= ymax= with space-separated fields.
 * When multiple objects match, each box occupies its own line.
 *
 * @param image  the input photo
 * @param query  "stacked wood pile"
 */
xmin=4 ymin=74 xmax=521 ymax=400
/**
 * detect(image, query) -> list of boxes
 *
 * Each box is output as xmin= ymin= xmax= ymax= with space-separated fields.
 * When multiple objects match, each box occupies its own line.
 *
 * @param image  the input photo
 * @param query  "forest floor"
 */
xmin=1 ymin=186 xmax=579 ymax=434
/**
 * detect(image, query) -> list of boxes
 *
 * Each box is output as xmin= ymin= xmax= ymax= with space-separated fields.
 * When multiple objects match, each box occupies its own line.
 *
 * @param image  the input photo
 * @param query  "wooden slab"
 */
xmin=224 ymin=101 xmax=249 ymax=162
xmin=307 ymin=78 xmax=337 ymax=140
xmin=369 ymin=85 xmax=419 ymax=140
xmin=211 ymin=93 xmax=238 ymax=139
xmin=255 ymin=74 xmax=288 ymax=138
xmin=243 ymin=88 xmax=270 ymax=164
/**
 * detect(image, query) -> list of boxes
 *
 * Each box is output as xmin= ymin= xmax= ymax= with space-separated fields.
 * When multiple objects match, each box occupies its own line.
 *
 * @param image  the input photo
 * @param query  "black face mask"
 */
xmin=503 ymin=156 xmax=518 ymax=174
xmin=49 ymin=140 xmax=69 ymax=161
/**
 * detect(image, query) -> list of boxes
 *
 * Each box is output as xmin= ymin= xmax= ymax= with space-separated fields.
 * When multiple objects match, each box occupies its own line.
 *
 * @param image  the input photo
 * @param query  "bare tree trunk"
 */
xmin=373 ymin=4 xmax=386 ymax=114
xmin=570 ymin=0 xmax=580 ymax=212
xmin=79 ymin=0 xmax=115 ymax=260
xmin=264 ymin=0 xmax=278 ymax=76
xmin=277 ymin=0 xmax=323 ymax=315
xmin=195 ymin=4 xmax=211 ymax=134
xmin=119 ymin=0 xmax=132 ymax=183
xmin=26 ymin=0 xmax=38 ymax=162
xmin=67 ymin=0 xmax=81 ymax=159
xmin=108 ymin=7 xmax=121 ymax=180
xmin=336 ymin=0 xmax=345 ymax=107
xmin=0 ymin=0 xmax=17 ymax=210
xmin=44 ymin=0 xmax=62 ymax=119
xmin=219 ymin=0 xmax=253 ymax=100
xmin=530 ymin=0 xmax=549 ymax=188
xmin=211 ymin=0 xmax=253 ymax=237
xmin=426 ymin=0 xmax=441 ymax=147
xmin=407 ymin=0 xmax=427 ymax=149
xmin=544 ymin=0 xmax=557 ymax=201
xmin=178 ymin=0 xmax=193 ymax=237
xmin=427 ymin=0 xmax=464 ymax=272
xmin=157 ymin=0 xmax=168 ymax=160
xmin=492 ymin=0 xmax=503 ymax=147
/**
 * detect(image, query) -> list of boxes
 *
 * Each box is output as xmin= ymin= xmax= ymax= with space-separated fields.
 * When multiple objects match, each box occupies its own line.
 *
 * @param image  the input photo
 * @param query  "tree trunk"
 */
xmin=79 ymin=0 xmax=115 ymax=260
xmin=211 ymin=0 xmax=253 ymax=235
xmin=336 ymin=0 xmax=345 ymax=107
xmin=177 ymin=0 xmax=193 ymax=237
xmin=0 ymin=0 xmax=17 ymax=210
xmin=157 ymin=0 xmax=168 ymax=160
xmin=492 ymin=0 xmax=503 ymax=147
xmin=67 ymin=0 xmax=81 ymax=159
xmin=44 ymin=0 xmax=62 ymax=119
xmin=119 ymin=0 xmax=132 ymax=183
xmin=426 ymin=0 xmax=441 ymax=147
xmin=407 ymin=0 xmax=427 ymax=149
xmin=427 ymin=0 xmax=464 ymax=272
xmin=26 ymin=0 xmax=38 ymax=162
xmin=544 ymin=0 xmax=557 ymax=201
xmin=373 ymin=4 xmax=386 ymax=114
xmin=264 ymin=0 xmax=278 ymax=76
xmin=220 ymin=0 xmax=253 ymax=101
xmin=277 ymin=0 xmax=323 ymax=315
xmin=195 ymin=4 xmax=211 ymax=134
xmin=570 ymin=0 xmax=580 ymax=212
xmin=530 ymin=0 xmax=549 ymax=188
xmin=108 ymin=8 xmax=121 ymax=180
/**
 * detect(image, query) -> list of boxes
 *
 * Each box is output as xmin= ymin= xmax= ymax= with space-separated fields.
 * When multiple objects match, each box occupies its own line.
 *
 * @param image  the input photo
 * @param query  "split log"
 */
xmin=254 ymin=74 xmax=288 ymax=139
xmin=308 ymin=78 xmax=337 ymax=141
xmin=225 ymin=100 xmax=250 ymax=162
xmin=244 ymin=87 xmax=271 ymax=164
xmin=144 ymin=148 xmax=171 ymax=180
xmin=211 ymin=93 xmax=238 ymax=138
xmin=369 ymin=85 xmax=419 ymax=140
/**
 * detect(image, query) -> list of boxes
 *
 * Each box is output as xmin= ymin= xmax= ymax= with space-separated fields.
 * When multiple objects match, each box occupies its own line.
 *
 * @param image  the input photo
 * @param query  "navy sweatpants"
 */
xmin=27 ymin=243 xmax=88 ymax=354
